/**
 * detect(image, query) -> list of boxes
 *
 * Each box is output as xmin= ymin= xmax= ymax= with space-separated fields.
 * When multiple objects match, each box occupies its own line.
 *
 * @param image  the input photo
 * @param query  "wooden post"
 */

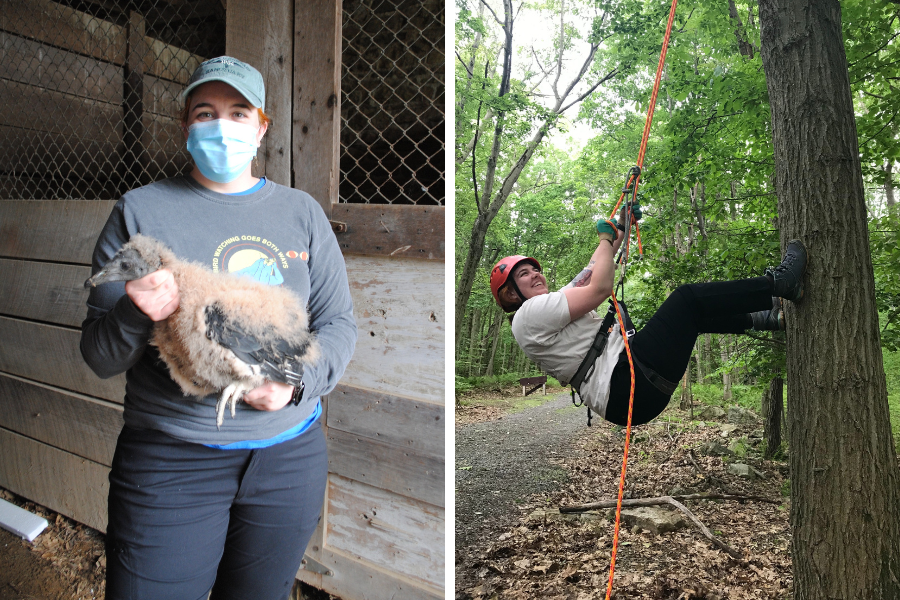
xmin=292 ymin=0 xmax=341 ymax=216
xmin=226 ymin=0 xmax=294 ymax=186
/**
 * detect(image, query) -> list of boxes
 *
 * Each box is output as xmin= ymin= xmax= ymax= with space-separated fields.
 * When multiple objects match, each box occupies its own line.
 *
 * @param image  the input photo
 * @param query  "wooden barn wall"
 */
xmin=0 ymin=2 xmax=445 ymax=599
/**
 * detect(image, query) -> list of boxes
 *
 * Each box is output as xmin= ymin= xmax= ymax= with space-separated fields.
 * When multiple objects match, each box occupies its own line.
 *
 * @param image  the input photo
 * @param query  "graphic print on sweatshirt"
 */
xmin=211 ymin=235 xmax=309 ymax=286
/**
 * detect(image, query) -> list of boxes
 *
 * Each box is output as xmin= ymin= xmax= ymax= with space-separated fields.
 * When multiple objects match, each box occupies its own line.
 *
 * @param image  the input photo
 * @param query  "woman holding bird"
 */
xmin=81 ymin=56 xmax=357 ymax=600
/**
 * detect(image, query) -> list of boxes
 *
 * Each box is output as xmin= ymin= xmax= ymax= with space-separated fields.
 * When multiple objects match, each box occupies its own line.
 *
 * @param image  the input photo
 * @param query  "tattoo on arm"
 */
xmin=570 ymin=267 xmax=593 ymax=288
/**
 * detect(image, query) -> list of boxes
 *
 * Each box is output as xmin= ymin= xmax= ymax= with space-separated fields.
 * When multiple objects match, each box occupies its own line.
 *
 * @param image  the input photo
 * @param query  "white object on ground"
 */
xmin=0 ymin=498 xmax=49 ymax=542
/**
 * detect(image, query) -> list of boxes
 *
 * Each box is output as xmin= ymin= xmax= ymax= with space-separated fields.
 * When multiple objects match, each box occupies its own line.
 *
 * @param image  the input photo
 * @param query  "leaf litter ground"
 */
xmin=456 ymin=387 xmax=792 ymax=599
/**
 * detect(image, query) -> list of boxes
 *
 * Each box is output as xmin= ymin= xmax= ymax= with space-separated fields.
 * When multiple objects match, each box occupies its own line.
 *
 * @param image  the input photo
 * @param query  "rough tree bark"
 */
xmin=760 ymin=376 xmax=783 ymax=459
xmin=759 ymin=1 xmax=900 ymax=597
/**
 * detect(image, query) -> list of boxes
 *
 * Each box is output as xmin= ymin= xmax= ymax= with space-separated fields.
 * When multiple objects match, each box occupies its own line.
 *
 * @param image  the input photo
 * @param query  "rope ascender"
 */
xmin=603 ymin=0 xmax=678 ymax=598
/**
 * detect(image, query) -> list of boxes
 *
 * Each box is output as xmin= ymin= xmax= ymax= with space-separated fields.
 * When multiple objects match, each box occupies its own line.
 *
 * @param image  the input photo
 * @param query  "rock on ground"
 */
xmin=619 ymin=506 xmax=688 ymax=535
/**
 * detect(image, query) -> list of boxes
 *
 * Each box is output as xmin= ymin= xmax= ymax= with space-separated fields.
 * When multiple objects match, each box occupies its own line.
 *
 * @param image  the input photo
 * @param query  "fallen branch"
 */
xmin=560 ymin=494 xmax=763 ymax=562
xmin=664 ymin=496 xmax=744 ymax=561
xmin=559 ymin=492 xmax=780 ymax=513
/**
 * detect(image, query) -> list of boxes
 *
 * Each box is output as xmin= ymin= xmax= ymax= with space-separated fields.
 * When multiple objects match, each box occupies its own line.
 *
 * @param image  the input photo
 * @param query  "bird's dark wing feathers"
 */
xmin=204 ymin=305 xmax=309 ymax=387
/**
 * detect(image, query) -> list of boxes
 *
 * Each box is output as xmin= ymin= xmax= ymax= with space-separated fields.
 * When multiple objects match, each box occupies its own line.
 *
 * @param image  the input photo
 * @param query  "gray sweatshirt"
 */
xmin=80 ymin=176 xmax=358 ymax=444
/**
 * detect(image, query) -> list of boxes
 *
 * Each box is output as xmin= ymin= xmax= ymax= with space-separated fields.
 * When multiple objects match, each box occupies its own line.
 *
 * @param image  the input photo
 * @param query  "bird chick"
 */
xmin=85 ymin=234 xmax=319 ymax=428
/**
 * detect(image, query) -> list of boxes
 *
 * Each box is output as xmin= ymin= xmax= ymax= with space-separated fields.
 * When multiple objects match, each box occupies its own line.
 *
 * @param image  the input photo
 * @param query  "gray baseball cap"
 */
xmin=182 ymin=56 xmax=265 ymax=110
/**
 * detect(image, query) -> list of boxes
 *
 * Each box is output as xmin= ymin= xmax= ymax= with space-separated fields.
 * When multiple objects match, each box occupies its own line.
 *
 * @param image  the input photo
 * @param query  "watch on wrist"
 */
xmin=290 ymin=381 xmax=305 ymax=406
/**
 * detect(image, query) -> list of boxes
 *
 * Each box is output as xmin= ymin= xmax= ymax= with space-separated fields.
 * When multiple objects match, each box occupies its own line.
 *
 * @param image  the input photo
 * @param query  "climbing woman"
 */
xmin=80 ymin=56 xmax=357 ymax=600
xmin=490 ymin=205 xmax=805 ymax=427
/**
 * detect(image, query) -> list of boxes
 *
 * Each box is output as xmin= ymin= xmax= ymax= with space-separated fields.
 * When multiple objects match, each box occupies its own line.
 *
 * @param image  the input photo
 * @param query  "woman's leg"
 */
xmin=630 ymin=275 xmax=774 ymax=384
xmin=209 ymin=421 xmax=328 ymax=600
xmin=105 ymin=426 xmax=245 ymax=600
xmin=604 ymin=276 xmax=773 ymax=426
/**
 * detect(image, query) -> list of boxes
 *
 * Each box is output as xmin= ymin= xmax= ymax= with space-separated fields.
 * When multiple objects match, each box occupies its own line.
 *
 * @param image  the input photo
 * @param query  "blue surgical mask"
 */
xmin=186 ymin=119 xmax=260 ymax=183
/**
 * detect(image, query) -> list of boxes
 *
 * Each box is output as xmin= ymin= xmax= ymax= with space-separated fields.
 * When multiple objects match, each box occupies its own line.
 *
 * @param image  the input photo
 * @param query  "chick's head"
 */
xmin=84 ymin=234 xmax=172 ymax=288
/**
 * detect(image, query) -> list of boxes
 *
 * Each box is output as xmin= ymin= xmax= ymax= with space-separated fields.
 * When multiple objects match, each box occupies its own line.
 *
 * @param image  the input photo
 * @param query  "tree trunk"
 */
xmin=484 ymin=308 xmax=503 ymax=377
xmin=679 ymin=353 xmax=693 ymax=410
xmin=720 ymin=334 xmax=732 ymax=402
xmin=696 ymin=334 xmax=706 ymax=382
xmin=466 ymin=307 xmax=482 ymax=377
xmin=759 ymin=1 xmax=900 ymax=597
xmin=704 ymin=334 xmax=712 ymax=383
xmin=761 ymin=377 xmax=784 ymax=459
xmin=884 ymin=161 xmax=896 ymax=212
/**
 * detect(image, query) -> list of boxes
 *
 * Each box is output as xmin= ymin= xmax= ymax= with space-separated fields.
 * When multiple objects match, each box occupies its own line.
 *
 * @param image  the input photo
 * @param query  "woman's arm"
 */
xmin=80 ymin=201 xmax=157 ymax=378
xmin=292 ymin=198 xmax=359 ymax=401
xmin=561 ymin=218 xmax=626 ymax=321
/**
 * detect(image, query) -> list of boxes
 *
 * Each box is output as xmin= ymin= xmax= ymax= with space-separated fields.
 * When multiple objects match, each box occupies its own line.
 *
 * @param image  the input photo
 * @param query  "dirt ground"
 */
xmin=0 ymin=489 xmax=105 ymax=600
xmin=455 ymin=386 xmax=792 ymax=599
xmin=0 ymin=488 xmax=336 ymax=600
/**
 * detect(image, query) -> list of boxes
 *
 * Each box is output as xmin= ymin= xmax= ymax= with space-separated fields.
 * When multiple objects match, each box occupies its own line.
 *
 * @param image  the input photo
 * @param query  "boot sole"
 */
xmin=785 ymin=239 xmax=807 ymax=303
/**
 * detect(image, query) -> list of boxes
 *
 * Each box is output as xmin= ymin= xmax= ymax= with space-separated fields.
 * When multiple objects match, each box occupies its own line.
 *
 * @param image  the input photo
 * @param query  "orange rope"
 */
xmin=604 ymin=1 xmax=678 ymax=598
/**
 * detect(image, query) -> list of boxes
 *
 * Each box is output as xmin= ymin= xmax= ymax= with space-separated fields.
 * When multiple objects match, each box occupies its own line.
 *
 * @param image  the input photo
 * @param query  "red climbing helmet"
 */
xmin=490 ymin=255 xmax=541 ymax=308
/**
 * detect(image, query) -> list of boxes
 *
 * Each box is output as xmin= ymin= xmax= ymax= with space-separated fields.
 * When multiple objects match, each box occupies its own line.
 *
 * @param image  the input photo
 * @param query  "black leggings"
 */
xmin=604 ymin=276 xmax=773 ymax=426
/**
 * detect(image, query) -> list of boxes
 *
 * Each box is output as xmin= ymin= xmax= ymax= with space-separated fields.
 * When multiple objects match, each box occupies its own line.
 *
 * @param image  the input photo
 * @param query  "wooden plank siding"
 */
xmin=328 ymin=384 xmax=444 ymax=458
xmin=0 ymin=259 xmax=90 ymax=326
xmin=301 ymin=546 xmax=442 ymax=600
xmin=0 ymin=0 xmax=127 ymax=66
xmin=332 ymin=204 xmax=444 ymax=260
xmin=0 ymin=200 xmax=115 ymax=263
xmin=343 ymin=255 xmax=444 ymax=403
xmin=327 ymin=428 xmax=443 ymax=508
xmin=0 ymin=373 xmax=121 ymax=466
xmin=325 ymin=475 xmax=443 ymax=594
xmin=0 ymin=317 xmax=125 ymax=402
xmin=0 ymin=427 xmax=109 ymax=533
xmin=0 ymin=30 xmax=124 ymax=104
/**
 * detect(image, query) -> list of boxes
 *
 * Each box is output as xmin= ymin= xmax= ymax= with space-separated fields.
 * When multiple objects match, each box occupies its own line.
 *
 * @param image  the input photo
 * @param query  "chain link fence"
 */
xmin=1 ymin=0 xmax=444 ymax=204
xmin=341 ymin=0 xmax=444 ymax=205
xmin=0 ymin=0 xmax=224 ymax=200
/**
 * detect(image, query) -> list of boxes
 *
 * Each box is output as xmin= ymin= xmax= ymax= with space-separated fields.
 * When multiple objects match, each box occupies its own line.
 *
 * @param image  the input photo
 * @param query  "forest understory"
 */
xmin=456 ymin=385 xmax=794 ymax=600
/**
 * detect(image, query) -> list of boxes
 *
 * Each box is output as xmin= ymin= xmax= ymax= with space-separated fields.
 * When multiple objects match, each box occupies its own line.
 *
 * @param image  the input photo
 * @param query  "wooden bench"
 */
xmin=519 ymin=376 xmax=547 ymax=397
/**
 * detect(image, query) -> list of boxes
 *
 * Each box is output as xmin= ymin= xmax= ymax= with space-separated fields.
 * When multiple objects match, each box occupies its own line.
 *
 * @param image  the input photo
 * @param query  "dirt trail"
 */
xmin=455 ymin=393 xmax=590 ymax=577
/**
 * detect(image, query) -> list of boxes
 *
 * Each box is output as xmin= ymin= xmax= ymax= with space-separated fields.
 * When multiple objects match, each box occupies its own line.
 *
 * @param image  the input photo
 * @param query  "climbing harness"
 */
xmin=569 ymin=300 xmax=636 ymax=427
xmin=603 ymin=0 xmax=679 ymax=598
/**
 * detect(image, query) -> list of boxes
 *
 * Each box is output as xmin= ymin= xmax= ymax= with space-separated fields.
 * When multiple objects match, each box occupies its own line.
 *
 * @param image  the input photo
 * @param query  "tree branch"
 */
xmin=478 ymin=0 xmax=504 ymax=27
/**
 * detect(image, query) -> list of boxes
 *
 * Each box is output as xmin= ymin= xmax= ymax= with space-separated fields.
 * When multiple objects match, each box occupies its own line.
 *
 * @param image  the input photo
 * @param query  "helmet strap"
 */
xmin=508 ymin=278 xmax=526 ymax=304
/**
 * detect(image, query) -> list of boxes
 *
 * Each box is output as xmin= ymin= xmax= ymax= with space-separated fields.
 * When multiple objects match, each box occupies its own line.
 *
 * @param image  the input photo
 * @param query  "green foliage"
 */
xmin=455 ymin=0 xmax=900 ymax=434
xmin=691 ymin=383 xmax=765 ymax=412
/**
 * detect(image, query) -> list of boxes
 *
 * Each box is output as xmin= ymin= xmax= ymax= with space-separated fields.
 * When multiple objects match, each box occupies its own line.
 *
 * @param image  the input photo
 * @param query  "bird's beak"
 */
xmin=84 ymin=270 xmax=106 ymax=288
xmin=84 ymin=265 xmax=129 ymax=288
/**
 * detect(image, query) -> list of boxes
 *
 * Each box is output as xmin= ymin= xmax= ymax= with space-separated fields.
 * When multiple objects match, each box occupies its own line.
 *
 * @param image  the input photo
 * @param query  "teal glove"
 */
xmin=628 ymin=202 xmax=642 ymax=221
xmin=595 ymin=218 xmax=618 ymax=241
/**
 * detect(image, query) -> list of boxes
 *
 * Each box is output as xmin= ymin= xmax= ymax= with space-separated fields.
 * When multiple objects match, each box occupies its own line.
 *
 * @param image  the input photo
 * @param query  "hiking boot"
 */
xmin=766 ymin=239 xmax=807 ymax=302
xmin=751 ymin=297 xmax=785 ymax=331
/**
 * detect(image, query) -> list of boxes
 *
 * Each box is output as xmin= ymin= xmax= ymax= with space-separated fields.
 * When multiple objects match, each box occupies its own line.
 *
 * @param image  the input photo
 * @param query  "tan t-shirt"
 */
xmin=511 ymin=291 xmax=625 ymax=418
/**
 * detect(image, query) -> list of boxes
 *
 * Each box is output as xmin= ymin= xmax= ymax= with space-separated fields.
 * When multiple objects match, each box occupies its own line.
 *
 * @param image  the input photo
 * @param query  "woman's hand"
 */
xmin=243 ymin=381 xmax=295 ymax=412
xmin=125 ymin=269 xmax=180 ymax=321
